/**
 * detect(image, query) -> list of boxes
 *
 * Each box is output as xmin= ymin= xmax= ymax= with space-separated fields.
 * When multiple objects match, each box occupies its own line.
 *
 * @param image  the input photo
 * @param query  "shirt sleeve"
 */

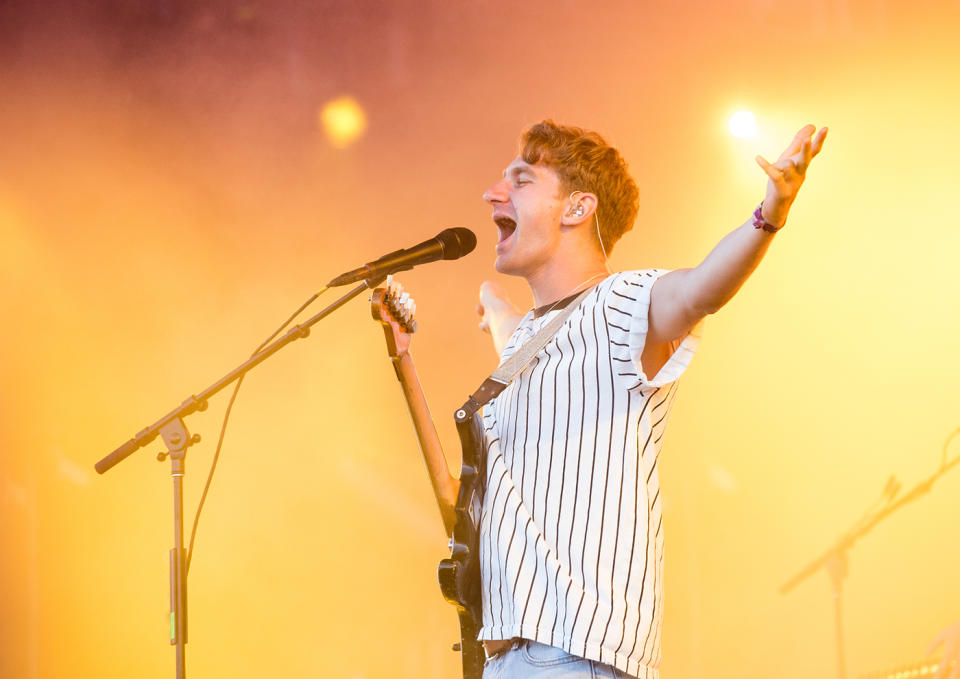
xmin=604 ymin=269 xmax=702 ymax=391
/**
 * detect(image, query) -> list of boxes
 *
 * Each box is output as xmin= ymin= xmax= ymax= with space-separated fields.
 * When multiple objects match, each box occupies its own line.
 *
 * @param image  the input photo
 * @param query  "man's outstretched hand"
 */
xmin=755 ymin=124 xmax=828 ymax=228
xmin=477 ymin=281 xmax=524 ymax=357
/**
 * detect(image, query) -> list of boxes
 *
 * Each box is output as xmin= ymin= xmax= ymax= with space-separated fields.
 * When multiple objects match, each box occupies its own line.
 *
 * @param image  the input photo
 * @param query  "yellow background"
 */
xmin=2 ymin=1 xmax=959 ymax=677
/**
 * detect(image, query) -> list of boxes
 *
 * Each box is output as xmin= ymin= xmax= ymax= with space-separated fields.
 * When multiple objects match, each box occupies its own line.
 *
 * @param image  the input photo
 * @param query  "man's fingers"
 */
xmin=479 ymin=280 xmax=523 ymax=318
xmin=802 ymin=137 xmax=813 ymax=168
xmin=787 ymin=126 xmax=827 ymax=174
xmin=477 ymin=298 xmax=491 ymax=332
xmin=793 ymin=124 xmax=817 ymax=146
xmin=755 ymin=155 xmax=784 ymax=183
xmin=479 ymin=280 xmax=508 ymax=308
xmin=811 ymin=126 xmax=829 ymax=156
xmin=778 ymin=124 xmax=815 ymax=160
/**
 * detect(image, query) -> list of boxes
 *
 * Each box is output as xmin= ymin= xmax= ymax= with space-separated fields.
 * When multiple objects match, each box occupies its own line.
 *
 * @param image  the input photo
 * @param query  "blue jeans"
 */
xmin=482 ymin=639 xmax=631 ymax=679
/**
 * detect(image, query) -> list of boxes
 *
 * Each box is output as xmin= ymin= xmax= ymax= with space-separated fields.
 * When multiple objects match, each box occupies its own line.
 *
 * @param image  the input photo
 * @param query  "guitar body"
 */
xmin=438 ymin=411 xmax=486 ymax=679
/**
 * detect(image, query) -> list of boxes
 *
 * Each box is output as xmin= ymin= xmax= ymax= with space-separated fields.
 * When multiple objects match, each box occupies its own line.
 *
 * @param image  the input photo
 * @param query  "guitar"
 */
xmin=370 ymin=277 xmax=486 ymax=679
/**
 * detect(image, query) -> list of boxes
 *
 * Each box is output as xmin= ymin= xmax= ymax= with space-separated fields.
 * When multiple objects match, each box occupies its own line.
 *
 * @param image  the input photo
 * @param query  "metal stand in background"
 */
xmin=825 ymin=550 xmax=848 ymax=679
xmin=93 ymin=278 xmax=383 ymax=679
xmin=780 ymin=429 xmax=960 ymax=679
xmin=157 ymin=417 xmax=195 ymax=679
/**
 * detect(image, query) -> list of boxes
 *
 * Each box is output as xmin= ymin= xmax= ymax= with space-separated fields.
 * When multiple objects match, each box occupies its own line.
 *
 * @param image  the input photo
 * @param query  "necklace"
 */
xmin=539 ymin=271 xmax=608 ymax=316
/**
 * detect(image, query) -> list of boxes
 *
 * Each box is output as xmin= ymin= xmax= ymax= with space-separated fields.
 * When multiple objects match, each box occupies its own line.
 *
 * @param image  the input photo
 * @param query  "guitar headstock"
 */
xmin=371 ymin=275 xmax=418 ymax=358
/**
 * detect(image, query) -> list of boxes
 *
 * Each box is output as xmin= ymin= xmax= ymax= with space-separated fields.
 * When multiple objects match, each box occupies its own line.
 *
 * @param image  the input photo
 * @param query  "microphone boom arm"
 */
xmin=94 ymin=276 xmax=384 ymax=474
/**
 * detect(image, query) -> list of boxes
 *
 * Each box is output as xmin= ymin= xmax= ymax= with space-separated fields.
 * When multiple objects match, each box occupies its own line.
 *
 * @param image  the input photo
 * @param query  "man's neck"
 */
xmin=526 ymin=260 xmax=610 ymax=308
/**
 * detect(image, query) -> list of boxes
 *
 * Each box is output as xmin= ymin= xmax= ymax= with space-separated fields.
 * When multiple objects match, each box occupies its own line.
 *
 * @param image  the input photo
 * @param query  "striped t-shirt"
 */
xmin=477 ymin=270 xmax=701 ymax=679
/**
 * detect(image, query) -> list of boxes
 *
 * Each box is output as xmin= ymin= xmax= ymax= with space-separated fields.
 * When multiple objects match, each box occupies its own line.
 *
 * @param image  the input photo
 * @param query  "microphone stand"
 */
xmin=780 ymin=431 xmax=960 ymax=679
xmin=94 ymin=276 xmax=385 ymax=679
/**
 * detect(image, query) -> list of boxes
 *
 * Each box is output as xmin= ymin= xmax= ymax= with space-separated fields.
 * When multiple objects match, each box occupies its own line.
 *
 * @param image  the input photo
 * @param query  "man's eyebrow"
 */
xmin=503 ymin=165 xmax=534 ymax=179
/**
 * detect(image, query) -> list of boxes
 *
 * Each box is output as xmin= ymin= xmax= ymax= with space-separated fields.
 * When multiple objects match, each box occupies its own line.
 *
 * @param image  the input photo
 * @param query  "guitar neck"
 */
xmin=390 ymin=352 xmax=458 ymax=535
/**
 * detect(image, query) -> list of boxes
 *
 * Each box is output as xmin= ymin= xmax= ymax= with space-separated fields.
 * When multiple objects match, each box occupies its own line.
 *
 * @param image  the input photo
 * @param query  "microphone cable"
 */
xmin=942 ymin=426 xmax=960 ymax=470
xmin=185 ymin=286 xmax=329 ymax=574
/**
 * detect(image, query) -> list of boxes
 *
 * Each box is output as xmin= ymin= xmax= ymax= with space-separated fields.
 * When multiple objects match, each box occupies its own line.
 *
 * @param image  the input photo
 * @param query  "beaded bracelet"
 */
xmin=752 ymin=203 xmax=783 ymax=233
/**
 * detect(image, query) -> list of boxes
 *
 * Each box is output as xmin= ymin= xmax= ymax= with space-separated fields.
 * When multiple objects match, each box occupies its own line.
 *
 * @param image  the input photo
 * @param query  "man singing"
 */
xmin=433 ymin=119 xmax=827 ymax=678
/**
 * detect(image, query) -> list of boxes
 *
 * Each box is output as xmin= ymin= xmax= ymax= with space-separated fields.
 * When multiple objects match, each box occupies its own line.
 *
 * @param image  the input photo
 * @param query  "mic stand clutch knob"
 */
xmin=157 ymin=434 xmax=201 ymax=462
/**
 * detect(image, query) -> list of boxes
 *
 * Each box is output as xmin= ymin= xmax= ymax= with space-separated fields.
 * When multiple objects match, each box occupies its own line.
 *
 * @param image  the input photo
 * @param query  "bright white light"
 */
xmin=728 ymin=110 xmax=757 ymax=138
xmin=319 ymin=96 xmax=368 ymax=148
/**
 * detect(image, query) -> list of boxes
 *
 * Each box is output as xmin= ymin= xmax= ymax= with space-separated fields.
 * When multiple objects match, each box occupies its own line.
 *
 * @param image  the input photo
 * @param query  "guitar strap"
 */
xmin=455 ymin=285 xmax=595 ymax=423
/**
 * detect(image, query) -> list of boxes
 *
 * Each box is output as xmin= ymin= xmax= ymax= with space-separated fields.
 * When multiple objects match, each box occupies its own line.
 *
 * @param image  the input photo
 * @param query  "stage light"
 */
xmin=729 ymin=110 xmax=757 ymax=138
xmin=319 ymin=96 xmax=367 ymax=148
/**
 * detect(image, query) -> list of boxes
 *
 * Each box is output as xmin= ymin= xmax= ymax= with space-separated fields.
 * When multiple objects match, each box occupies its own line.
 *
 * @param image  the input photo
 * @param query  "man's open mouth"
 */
xmin=495 ymin=216 xmax=517 ymax=244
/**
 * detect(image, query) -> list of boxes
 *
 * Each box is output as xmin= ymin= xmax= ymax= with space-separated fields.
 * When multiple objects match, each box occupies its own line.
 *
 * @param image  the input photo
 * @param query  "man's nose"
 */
xmin=482 ymin=179 xmax=509 ymax=204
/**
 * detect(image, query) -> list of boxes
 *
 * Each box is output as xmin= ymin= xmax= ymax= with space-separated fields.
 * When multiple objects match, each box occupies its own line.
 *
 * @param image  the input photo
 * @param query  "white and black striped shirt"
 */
xmin=477 ymin=270 xmax=701 ymax=679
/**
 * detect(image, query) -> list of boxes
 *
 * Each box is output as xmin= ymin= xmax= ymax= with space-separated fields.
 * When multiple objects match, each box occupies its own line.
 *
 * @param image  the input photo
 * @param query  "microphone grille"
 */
xmin=438 ymin=227 xmax=477 ymax=260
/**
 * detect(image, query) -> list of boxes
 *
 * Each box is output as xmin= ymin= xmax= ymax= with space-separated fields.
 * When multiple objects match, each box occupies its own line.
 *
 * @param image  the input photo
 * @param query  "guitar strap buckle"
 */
xmin=455 ymin=378 xmax=508 ymax=422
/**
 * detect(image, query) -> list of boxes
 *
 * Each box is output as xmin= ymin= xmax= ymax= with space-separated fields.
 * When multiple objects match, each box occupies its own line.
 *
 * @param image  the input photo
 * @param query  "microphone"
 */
xmin=326 ymin=227 xmax=477 ymax=287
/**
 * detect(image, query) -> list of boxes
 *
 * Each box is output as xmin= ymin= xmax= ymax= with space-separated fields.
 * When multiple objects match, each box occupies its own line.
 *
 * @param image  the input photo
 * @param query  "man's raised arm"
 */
xmin=647 ymin=124 xmax=828 ymax=347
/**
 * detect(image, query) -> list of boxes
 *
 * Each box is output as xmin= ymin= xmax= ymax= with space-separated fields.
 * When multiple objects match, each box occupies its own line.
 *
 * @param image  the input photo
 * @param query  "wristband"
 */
xmin=752 ymin=203 xmax=783 ymax=233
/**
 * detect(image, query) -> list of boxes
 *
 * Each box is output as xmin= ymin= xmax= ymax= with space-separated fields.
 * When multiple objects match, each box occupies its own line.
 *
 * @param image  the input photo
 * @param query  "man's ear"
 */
xmin=560 ymin=191 xmax=598 ymax=227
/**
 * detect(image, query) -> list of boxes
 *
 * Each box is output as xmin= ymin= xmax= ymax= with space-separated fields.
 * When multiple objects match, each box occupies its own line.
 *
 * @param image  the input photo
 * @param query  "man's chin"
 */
xmin=494 ymin=256 xmax=522 ymax=277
